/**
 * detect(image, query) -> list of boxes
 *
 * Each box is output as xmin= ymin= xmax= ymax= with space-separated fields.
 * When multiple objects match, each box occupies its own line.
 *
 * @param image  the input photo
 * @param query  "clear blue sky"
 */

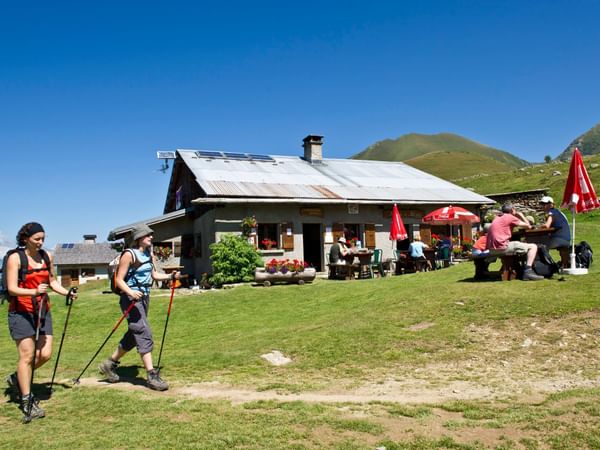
xmin=2 ymin=1 xmax=599 ymax=250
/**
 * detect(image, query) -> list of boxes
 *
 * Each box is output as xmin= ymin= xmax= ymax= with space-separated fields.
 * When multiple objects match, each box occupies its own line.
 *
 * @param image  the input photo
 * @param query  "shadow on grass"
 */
xmin=98 ymin=364 xmax=148 ymax=387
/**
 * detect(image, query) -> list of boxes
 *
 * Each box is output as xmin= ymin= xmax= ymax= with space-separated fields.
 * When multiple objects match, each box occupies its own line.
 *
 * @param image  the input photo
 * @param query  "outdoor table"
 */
xmin=354 ymin=250 xmax=374 ymax=279
xmin=512 ymin=227 xmax=555 ymax=244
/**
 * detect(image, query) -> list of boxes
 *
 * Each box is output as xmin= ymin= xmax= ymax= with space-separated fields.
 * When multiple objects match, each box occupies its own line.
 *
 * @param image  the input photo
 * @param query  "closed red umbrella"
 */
xmin=389 ymin=204 xmax=408 ymax=241
xmin=560 ymin=147 xmax=600 ymax=273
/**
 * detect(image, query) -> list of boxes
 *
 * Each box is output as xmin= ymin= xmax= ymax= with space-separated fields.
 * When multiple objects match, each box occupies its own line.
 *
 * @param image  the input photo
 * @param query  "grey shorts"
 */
xmin=8 ymin=311 xmax=53 ymax=341
xmin=119 ymin=294 xmax=154 ymax=354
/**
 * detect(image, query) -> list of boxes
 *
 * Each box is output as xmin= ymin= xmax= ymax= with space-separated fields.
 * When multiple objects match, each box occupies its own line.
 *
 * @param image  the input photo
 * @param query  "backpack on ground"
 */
xmin=1 ymin=248 xmax=51 ymax=305
xmin=533 ymin=244 xmax=559 ymax=278
xmin=108 ymin=249 xmax=153 ymax=295
xmin=575 ymin=241 xmax=593 ymax=269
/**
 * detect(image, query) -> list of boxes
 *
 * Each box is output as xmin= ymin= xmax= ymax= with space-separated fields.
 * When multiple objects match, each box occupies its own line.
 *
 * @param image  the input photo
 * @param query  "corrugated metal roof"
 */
xmin=109 ymin=209 xmax=188 ymax=239
xmin=178 ymin=151 xmax=493 ymax=204
xmin=54 ymin=243 xmax=118 ymax=265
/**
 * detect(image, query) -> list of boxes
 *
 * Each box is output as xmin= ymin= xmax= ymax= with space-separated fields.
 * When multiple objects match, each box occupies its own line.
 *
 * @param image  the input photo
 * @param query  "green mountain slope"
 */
xmin=352 ymin=133 xmax=528 ymax=169
xmin=558 ymin=123 xmax=600 ymax=161
xmin=453 ymin=153 xmax=600 ymax=213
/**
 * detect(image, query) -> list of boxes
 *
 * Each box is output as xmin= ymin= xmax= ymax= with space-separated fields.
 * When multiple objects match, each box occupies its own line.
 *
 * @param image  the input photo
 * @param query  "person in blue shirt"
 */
xmin=408 ymin=236 xmax=432 ymax=271
xmin=539 ymin=196 xmax=571 ymax=267
xmin=98 ymin=224 xmax=180 ymax=391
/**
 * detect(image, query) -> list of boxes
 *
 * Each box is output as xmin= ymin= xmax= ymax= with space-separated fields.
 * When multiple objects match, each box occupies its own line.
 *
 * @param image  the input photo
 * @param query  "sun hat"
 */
xmin=131 ymin=223 xmax=154 ymax=241
xmin=540 ymin=196 xmax=554 ymax=204
xmin=338 ymin=237 xmax=347 ymax=244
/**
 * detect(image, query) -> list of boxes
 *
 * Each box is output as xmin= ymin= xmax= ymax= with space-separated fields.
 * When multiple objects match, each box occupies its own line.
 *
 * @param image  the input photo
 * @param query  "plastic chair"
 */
xmin=370 ymin=249 xmax=384 ymax=278
xmin=436 ymin=246 xmax=450 ymax=269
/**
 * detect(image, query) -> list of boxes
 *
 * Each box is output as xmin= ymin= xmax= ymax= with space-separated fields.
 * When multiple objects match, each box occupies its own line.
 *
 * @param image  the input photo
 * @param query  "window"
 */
xmin=80 ymin=268 xmax=95 ymax=277
xmin=181 ymin=234 xmax=194 ymax=258
xmin=153 ymin=242 xmax=173 ymax=261
xmin=258 ymin=223 xmax=279 ymax=249
xmin=343 ymin=223 xmax=360 ymax=246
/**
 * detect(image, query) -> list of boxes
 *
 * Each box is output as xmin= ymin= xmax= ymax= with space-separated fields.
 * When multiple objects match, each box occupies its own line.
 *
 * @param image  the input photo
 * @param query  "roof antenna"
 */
xmin=156 ymin=151 xmax=176 ymax=174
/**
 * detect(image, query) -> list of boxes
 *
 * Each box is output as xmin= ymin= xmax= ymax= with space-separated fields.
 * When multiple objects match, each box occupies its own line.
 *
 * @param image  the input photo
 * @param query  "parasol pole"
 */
xmin=563 ymin=193 xmax=587 ymax=275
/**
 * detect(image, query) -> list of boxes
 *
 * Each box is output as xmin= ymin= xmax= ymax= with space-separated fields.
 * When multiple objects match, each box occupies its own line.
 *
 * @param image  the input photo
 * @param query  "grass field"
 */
xmin=1 ymin=221 xmax=599 ymax=448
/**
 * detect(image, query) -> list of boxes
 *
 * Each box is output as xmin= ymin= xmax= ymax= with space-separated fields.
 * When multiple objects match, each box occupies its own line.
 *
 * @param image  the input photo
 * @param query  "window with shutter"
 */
xmin=420 ymin=225 xmax=432 ymax=246
xmin=281 ymin=222 xmax=294 ymax=250
xmin=332 ymin=223 xmax=344 ymax=243
xmin=364 ymin=224 xmax=376 ymax=248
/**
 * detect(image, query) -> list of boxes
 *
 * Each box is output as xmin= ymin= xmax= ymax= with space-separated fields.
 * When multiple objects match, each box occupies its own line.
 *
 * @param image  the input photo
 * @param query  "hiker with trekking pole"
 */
xmin=3 ymin=222 xmax=78 ymax=422
xmin=96 ymin=223 xmax=180 ymax=391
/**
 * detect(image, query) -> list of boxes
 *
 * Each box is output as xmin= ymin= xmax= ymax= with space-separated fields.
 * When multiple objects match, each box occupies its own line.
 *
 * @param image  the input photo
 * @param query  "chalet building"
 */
xmin=109 ymin=136 xmax=494 ymax=280
xmin=54 ymin=234 xmax=118 ymax=287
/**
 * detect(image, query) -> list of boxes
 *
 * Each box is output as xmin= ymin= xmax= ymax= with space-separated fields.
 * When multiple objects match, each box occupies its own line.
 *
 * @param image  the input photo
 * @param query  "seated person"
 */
xmin=539 ymin=196 xmax=571 ymax=267
xmin=486 ymin=203 xmax=544 ymax=281
xmin=408 ymin=236 xmax=432 ymax=271
xmin=329 ymin=236 xmax=350 ymax=264
xmin=472 ymin=224 xmax=490 ymax=257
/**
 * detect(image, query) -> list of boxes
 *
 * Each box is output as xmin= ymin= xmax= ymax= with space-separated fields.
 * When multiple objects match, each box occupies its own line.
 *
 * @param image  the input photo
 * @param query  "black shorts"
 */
xmin=8 ymin=311 xmax=53 ymax=341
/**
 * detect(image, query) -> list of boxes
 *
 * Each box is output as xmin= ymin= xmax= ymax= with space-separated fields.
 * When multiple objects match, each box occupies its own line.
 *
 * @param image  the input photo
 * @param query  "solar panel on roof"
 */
xmin=61 ymin=243 xmax=74 ymax=249
xmin=195 ymin=151 xmax=223 ymax=158
xmin=248 ymin=154 xmax=275 ymax=162
xmin=223 ymin=152 xmax=249 ymax=160
xmin=156 ymin=151 xmax=176 ymax=159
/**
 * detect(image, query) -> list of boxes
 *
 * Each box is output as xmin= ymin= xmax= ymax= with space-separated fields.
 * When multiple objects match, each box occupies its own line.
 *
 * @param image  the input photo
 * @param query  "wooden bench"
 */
xmin=469 ymin=254 xmax=497 ymax=280
xmin=488 ymin=250 xmax=527 ymax=281
xmin=327 ymin=262 xmax=357 ymax=280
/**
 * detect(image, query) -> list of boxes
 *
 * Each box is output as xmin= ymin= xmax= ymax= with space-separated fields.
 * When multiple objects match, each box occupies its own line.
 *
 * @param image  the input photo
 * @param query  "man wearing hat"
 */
xmin=539 ymin=196 xmax=571 ymax=267
xmin=329 ymin=236 xmax=350 ymax=264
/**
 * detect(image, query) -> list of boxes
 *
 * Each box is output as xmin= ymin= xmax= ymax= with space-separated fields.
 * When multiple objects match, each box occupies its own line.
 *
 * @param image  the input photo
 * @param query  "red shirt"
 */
xmin=473 ymin=235 xmax=488 ymax=251
xmin=486 ymin=214 xmax=521 ymax=250
xmin=9 ymin=260 xmax=51 ymax=313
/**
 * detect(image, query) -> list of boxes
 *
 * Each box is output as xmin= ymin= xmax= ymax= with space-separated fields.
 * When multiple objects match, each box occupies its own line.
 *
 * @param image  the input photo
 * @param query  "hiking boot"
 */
xmin=523 ymin=268 xmax=544 ymax=281
xmin=146 ymin=369 xmax=168 ymax=391
xmin=98 ymin=359 xmax=120 ymax=383
xmin=20 ymin=394 xmax=45 ymax=421
xmin=6 ymin=372 xmax=20 ymax=394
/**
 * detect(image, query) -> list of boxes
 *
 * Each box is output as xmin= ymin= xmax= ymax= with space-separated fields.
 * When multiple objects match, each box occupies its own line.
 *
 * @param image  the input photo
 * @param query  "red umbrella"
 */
xmin=422 ymin=205 xmax=480 ymax=262
xmin=422 ymin=205 xmax=480 ymax=225
xmin=560 ymin=147 xmax=600 ymax=272
xmin=560 ymin=147 xmax=600 ymax=212
xmin=389 ymin=204 xmax=408 ymax=241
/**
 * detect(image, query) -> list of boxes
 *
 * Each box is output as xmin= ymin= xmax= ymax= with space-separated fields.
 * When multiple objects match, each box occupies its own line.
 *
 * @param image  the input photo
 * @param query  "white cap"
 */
xmin=338 ymin=237 xmax=347 ymax=243
xmin=540 ymin=196 xmax=554 ymax=204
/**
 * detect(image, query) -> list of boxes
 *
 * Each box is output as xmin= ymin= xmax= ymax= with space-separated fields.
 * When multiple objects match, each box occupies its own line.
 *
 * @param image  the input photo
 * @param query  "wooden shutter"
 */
xmin=420 ymin=225 xmax=432 ymax=246
xmin=174 ymin=241 xmax=182 ymax=257
xmin=461 ymin=224 xmax=473 ymax=242
xmin=332 ymin=223 xmax=344 ymax=243
xmin=364 ymin=224 xmax=376 ymax=249
xmin=281 ymin=222 xmax=294 ymax=250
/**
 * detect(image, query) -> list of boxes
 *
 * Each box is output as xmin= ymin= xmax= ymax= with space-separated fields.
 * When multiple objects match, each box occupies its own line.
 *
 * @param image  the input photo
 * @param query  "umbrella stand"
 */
xmin=562 ymin=208 xmax=588 ymax=275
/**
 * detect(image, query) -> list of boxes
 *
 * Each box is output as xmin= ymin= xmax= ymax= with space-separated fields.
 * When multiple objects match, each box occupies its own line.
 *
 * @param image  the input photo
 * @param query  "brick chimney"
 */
xmin=302 ymin=135 xmax=323 ymax=164
xmin=83 ymin=234 xmax=97 ymax=244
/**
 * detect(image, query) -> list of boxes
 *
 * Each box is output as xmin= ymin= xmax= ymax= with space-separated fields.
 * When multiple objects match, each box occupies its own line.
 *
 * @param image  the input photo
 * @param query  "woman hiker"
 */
xmin=5 ymin=222 xmax=77 ymax=420
xmin=98 ymin=223 xmax=180 ymax=391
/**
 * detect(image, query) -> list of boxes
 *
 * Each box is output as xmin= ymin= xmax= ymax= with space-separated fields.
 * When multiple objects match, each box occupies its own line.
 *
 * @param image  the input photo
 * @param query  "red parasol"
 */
xmin=422 ymin=205 xmax=480 ymax=225
xmin=389 ymin=203 xmax=408 ymax=241
xmin=560 ymin=147 xmax=600 ymax=273
xmin=560 ymin=147 xmax=600 ymax=212
xmin=422 ymin=205 xmax=480 ymax=262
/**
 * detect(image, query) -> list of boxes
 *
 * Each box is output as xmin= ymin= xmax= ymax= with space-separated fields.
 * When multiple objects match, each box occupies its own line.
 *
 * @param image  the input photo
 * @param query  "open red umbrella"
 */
xmin=560 ymin=147 xmax=600 ymax=273
xmin=422 ymin=205 xmax=480 ymax=262
xmin=389 ymin=203 xmax=408 ymax=241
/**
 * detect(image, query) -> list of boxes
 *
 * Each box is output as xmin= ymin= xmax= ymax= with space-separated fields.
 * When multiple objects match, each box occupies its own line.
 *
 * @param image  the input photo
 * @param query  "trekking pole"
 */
xmin=72 ymin=300 xmax=136 ymax=385
xmin=48 ymin=287 xmax=77 ymax=394
xmin=156 ymin=280 xmax=176 ymax=374
xmin=23 ymin=295 xmax=46 ymax=424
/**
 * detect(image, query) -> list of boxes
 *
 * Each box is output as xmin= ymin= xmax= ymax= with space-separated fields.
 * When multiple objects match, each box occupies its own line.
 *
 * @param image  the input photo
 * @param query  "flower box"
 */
xmin=254 ymin=267 xmax=316 ymax=287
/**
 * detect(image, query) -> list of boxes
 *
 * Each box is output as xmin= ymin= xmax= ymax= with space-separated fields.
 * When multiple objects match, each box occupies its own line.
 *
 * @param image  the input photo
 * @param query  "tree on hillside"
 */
xmin=544 ymin=155 xmax=552 ymax=164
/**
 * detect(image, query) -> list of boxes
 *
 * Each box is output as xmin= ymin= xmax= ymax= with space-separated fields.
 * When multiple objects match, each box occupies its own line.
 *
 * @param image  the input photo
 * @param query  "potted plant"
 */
xmin=255 ymin=258 xmax=315 ymax=286
xmin=241 ymin=215 xmax=257 ymax=237
xmin=260 ymin=238 xmax=277 ymax=250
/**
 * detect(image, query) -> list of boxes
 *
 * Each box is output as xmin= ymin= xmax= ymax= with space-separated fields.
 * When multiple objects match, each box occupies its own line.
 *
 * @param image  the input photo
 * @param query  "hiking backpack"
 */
xmin=533 ymin=244 xmax=560 ymax=278
xmin=108 ymin=249 xmax=153 ymax=295
xmin=1 ymin=248 xmax=51 ymax=305
xmin=575 ymin=241 xmax=593 ymax=269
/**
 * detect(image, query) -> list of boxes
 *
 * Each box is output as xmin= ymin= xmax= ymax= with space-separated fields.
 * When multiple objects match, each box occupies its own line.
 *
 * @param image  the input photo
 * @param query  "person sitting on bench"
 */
xmin=408 ymin=236 xmax=432 ymax=271
xmin=487 ymin=203 xmax=544 ymax=281
xmin=539 ymin=196 xmax=571 ymax=268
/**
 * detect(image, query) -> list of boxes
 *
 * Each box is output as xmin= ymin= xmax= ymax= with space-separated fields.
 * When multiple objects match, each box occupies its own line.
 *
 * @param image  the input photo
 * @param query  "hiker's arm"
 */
xmin=116 ymin=251 xmax=143 ymax=300
xmin=47 ymin=252 xmax=71 ymax=296
xmin=6 ymin=253 xmax=47 ymax=297
xmin=151 ymin=255 xmax=181 ymax=281
xmin=542 ymin=215 xmax=553 ymax=229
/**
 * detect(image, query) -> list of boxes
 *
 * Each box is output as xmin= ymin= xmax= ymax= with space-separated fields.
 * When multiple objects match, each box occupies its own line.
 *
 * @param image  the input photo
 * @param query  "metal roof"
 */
xmin=54 ymin=243 xmax=118 ymax=266
xmin=108 ymin=209 xmax=189 ymax=240
xmin=178 ymin=151 xmax=494 ymax=205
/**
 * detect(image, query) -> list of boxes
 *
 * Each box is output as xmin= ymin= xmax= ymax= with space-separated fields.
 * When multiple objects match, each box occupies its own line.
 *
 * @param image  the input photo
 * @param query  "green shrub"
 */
xmin=209 ymin=234 xmax=263 ymax=286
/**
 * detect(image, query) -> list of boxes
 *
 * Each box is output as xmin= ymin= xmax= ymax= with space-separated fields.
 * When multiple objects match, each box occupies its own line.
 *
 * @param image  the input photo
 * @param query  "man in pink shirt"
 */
xmin=487 ymin=203 xmax=544 ymax=281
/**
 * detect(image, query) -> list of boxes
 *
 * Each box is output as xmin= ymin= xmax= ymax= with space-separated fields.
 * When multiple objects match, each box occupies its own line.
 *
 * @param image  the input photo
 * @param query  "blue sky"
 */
xmin=1 ymin=1 xmax=599 ymax=251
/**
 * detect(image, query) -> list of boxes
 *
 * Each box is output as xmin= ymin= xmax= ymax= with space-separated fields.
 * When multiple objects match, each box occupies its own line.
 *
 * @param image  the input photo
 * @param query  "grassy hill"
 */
xmin=352 ymin=132 xmax=528 ymax=179
xmin=453 ymin=152 xmax=600 ymax=208
xmin=558 ymin=122 xmax=600 ymax=160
